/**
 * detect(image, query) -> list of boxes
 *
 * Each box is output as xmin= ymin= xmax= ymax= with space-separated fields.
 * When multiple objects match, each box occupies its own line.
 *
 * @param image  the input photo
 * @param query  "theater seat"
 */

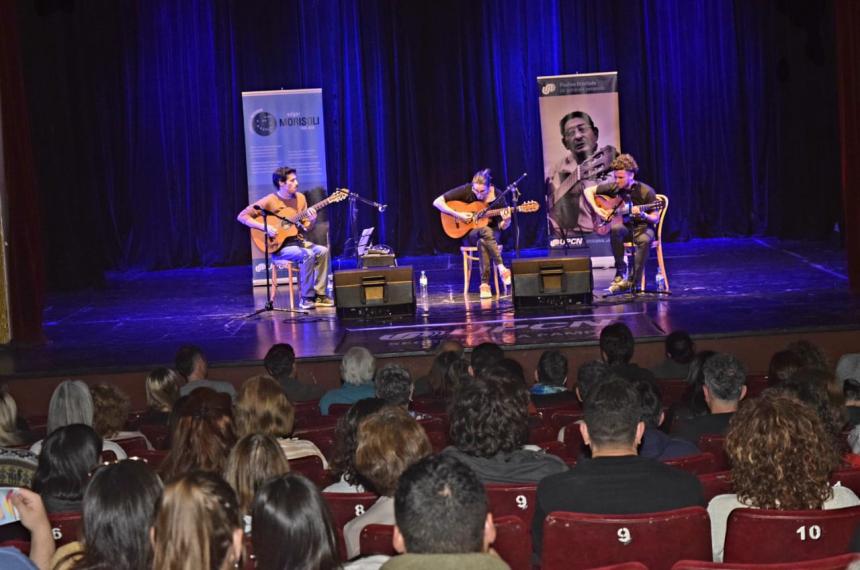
xmin=723 ymin=506 xmax=860 ymax=564
xmin=49 ymin=512 xmax=83 ymax=547
xmin=830 ymin=468 xmax=860 ymax=498
xmin=671 ymin=552 xmax=860 ymax=569
xmin=288 ymin=455 xmax=332 ymax=487
xmin=292 ymin=424 xmax=337 ymax=458
xmin=698 ymin=471 xmax=734 ymax=503
xmin=359 ymin=523 xmax=396 ymax=557
xmin=698 ymin=435 xmax=730 ymax=471
xmin=134 ymin=449 xmax=168 ymax=468
xmin=541 ymin=506 xmax=712 ymax=570
xmin=664 ymin=452 xmax=716 ymax=475
xmin=322 ymin=491 xmax=380 ymax=559
xmin=486 ymin=483 xmax=538 ymax=526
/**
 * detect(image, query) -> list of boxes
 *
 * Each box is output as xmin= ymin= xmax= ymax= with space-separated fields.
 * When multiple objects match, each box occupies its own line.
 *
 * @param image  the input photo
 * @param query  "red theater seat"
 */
xmin=322 ymin=491 xmax=380 ymax=559
xmin=830 ymin=468 xmax=860 ymax=498
xmin=134 ymin=449 xmax=168 ymax=468
xmin=293 ymin=424 xmax=337 ymax=458
xmin=113 ymin=435 xmax=151 ymax=455
xmin=139 ymin=424 xmax=170 ymax=449
xmin=698 ymin=434 xmax=730 ymax=471
xmin=49 ymin=512 xmax=83 ymax=547
xmin=492 ymin=515 xmax=532 ymax=570
xmin=359 ymin=523 xmax=396 ymax=557
xmin=549 ymin=409 xmax=583 ymax=432
xmin=485 ymin=483 xmax=538 ymax=526
xmin=327 ymin=404 xmax=353 ymax=417
xmin=658 ymin=379 xmax=690 ymax=408
xmin=664 ymin=452 xmax=716 ymax=475
xmin=723 ymin=506 xmax=860 ymax=564
xmin=288 ymin=455 xmax=332 ymax=487
xmin=541 ymin=506 xmax=712 ymax=570
xmin=698 ymin=471 xmax=734 ymax=503
xmin=671 ymin=553 xmax=860 ymax=569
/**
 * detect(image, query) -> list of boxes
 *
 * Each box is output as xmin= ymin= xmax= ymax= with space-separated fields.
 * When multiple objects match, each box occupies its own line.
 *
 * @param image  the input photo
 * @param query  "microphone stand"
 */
xmin=244 ymin=209 xmax=308 ymax=318
xmin=344 ymin=193 xmax=388 ymax=265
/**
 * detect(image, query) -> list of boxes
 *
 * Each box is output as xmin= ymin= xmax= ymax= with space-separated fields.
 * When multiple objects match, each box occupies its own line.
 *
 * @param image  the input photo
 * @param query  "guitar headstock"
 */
xmin=331 ymin=188 xmax=350 ymax=202
xmin=519 ymin=200 xmax=540 ymax=213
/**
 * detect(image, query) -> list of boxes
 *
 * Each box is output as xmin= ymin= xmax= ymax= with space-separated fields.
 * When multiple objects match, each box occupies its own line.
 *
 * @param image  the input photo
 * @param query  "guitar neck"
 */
xmin=288 ymin=194 xmax=339 ymax=223
xmin=483 ymin=204 xmax=525 ymax=218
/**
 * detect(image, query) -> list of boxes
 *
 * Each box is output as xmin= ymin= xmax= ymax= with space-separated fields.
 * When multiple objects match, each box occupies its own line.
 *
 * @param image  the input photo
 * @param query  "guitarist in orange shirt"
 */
xmin=433 ymin=169 xmax=512 ymax=299
xmin=237 ymin=166 xmax=333 ymax=310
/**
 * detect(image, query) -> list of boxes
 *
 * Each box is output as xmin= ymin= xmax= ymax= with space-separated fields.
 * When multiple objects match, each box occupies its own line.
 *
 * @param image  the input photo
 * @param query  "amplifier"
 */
xmin=334 ymin=266 xmax=415 ymax=318
xmin=511 ymin=256 xmax=593 ymax=308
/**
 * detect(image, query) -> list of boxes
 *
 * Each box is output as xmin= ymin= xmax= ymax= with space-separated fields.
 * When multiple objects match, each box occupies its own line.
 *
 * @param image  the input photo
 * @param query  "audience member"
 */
xmin=414 ymin=340 xmax=464 ymax=396
xmin=786 ymin=339 xmax=830 ymax=372
xmin=444 ymin=365 xmax=567 ymax=484
xmin=235 ymin=375 xmax=327 ymax=467
xmin=31 ymin=424 xmax=102 ymax=514
xmin=375 ymin=365 xmax=415 ymax=408
xmin=151 ymin=471 xmax=244 ymax=570
xmin=651 ymin=330 xmax=696 ymax=379
xmin=635 ymin=379 xmax=699 ymax=460
xmin=766 ymin=349 xmax=805 ymax=387
xmin=224 ymin=433 xmax=290 ymax=532
xmin=264 ymin=342 xmax=325 ymax=402
xmin=531 ymin=350 xmax=578 ymax=408
xmin=320 ymin=347 xmax=377 ymax=415
xmin=442 ymin=358 xmax=472 ymax=400
xmin=6 ymin=488 xmax=56 ymax=570
xmin=325 ymin=398 xmax=387 ymax=493
xmin=160 ymin=388 xmax=236 ymax=481
xmin=599 ymin=323 xmax=657 ymax=385
xmin=532 ymin=377 xmax=704 ymax=555
xmin=673 ymin=353 xmax=746 ymax=444
xmin=176 ymin=344 xmax=237 ymax=400
xmin=574 ymin=360 xmax=610 ymax=402
xmin=141 ymin=367 xmax=181 ymax=426
xmin=837 ymin=353 xmax=860 ymax=385
xmin=470 ymin=343 xmax=505 ymax=377
xmin=782 ymin=367 xmax=846 ymax=450
xmin=384 ymin=454 xmax=509 ymax=570
xmin=344 ymin=406 xmax=432 ymax=559
xmin=252 ymin=473 xmax=341 ymax=570
xmin=51 ymin=459 xmax=163 ymax=570
xmin=90 ymin=384 xmax=151 ymax=447
xmin=844 ymin=378 xmax=860 ymax=426
xmin=708 ymin=390 xmax=860 ymax=561
xmin=0 ymin=388 xmax=30 ymax=447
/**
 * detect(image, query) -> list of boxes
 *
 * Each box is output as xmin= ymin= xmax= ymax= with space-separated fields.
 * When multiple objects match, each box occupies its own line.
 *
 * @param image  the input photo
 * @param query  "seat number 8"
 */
xmin=354 ymin=505 xmax=365 ymax=517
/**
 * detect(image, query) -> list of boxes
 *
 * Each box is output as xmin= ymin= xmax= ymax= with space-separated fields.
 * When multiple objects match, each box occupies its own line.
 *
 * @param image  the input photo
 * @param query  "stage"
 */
xmin=1 ymin=237 xmax=857 ymax=379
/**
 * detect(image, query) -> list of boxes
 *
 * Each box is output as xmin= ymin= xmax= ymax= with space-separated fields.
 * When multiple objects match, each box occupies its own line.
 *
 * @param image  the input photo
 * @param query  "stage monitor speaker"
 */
xmin=334 ymin=266 xmax=415 ymax=318
xmin=511 ymin=256 xmax=593 ymax=308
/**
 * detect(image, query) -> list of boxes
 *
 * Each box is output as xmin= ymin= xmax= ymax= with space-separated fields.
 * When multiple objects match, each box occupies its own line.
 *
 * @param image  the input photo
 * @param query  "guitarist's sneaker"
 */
xmin=606 ymin=279 xmax=632 ymax=294
xmin=497 ymin=265 xmax=512 ymax=287
xmin=298 ymin=298 xmax=317 ymax=310
xmin=479 ymin=284 xmax=493 ymax=299
xmin=315 ymin=295 xmax=335 ymax=307
xmin=611 ymin=274 xmax=626 ymax=285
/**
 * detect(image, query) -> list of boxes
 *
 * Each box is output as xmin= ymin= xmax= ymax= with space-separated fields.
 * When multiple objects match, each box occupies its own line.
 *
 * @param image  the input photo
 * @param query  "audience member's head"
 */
xmin=330 ymin=398 xmax=387 ymax=488
xmin=252 ymin=474 xmax=341 ymax=570
xmin=235 ymin=375 xmax=295 ymax=439
xmin=340 ymin=347 xmax=376 ymax=386
xmin=786 ymin=339 xmax=829 ymax=372
xmin=32 ymin=424 xmax=102 ymax=511
xmin=599 ymin=323 xmax=635 ymax=365
xmin=837 ymin=354 xmax=860 ymax=386
xmin=702 ymin=353 xmax=747 ymax=410
xmin=355 ymin=406 xmax=431 ymax=497
xmin=665 ymin=331 xmax=696 ymax=364
xmin=224 ymin=433 xmax=290 ymax=517
xmin=91 ymin=384 xmax=131 ymax=439
xmin=442 ymin=358 xmax=472 ymax=398
xmin=160 ymin=388 xmax=236 ymax=481
xmin=496 ymin=358 xmax=526 ymax=388
xmin=152 ymin=471 xmax=244 ymax=570
xmin=469 ymin=342 xmax=504 ymax=376
xmin=145 ymin=367 xmax=182 ymax=413
xmin=0 ymin=388 xmax=25 ymax=447
xmin=375 ymin=364 xmax=414 ymax=407
xmin=536 ymin=350 xmax=568 ymax=387
xmin=428 ymin=351 xmax=463 ymax=395
xmin=175 ymin=344 xmax=208 ymax=381
xmin=264 ymin=343 xmax=297 ymax=381
xmin=437 ymin=339 xmax=465 ymax=357
xmin=47 ymin=380 xmax=94 ymax=434
xmin=393 ymin=454 xmax=495 ymax=555
xmin=635 ymin=379 xmax=664 ymax=429
xmin=449 ymin=365 xmax=529 ymax=458
xmin=767 ymin=349 xmax=805 ymax=386
xmin=781 ymin=367 xmax=846 ymax=446
xmin=575 ymin=360 xmax=610 ymax=402
xmin=727 ymin=390 xmax=840 ymax=510
xmin=845 ymin=379 xmax=860 ymax=405
xmin=582 ymin=376 xmax=643 ymax=454
xmin=63 ymin=459 xmax=163 ymax=570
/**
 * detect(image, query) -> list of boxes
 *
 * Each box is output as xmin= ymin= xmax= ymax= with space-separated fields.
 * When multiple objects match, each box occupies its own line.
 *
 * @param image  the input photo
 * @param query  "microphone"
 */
xmin=254 ymin=205 xmax=276 ymax=216
xmin=378 ymin=204 xmax=387 ymax=212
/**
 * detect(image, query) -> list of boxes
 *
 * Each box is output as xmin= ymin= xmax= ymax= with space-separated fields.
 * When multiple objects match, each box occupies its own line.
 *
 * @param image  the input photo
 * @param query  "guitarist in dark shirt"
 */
xmin=585 ymin=154 xmax=659 ymax=294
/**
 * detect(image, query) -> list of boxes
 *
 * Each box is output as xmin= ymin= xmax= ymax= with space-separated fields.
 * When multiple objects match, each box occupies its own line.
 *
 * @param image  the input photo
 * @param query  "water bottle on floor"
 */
xmin=655 ymin=272 xmax=665 ymax=291
xmin=419 ymin=270 xmax=429 ymax=311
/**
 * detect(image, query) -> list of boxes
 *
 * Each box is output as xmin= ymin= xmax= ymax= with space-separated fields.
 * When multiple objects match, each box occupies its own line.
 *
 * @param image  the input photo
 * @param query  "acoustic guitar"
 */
xmin=551 ymin=145 xmax=618 ymax=199
xmin=441 ymin=200 xmax=540 ymax=239
xmin=591 ymin=194 xmax=664 ymax=236
xmin=251 ymin=189 xmax=349 ymax=254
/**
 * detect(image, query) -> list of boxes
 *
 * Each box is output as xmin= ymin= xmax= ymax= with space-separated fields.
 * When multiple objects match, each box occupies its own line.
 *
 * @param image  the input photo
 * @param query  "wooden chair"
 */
xmin=541 ymin=506 xmax=712 ymax=570
xmin=671 ymin=553 xmax=860 ymax=569
xmin=664 ymin=452 xmax=716 ymax=475
xmin=624 ymin=193 xmax=669 ymax=291
xmin=461 ymin=245 xmax=503 ymax=295
xmin=723 ymin=505 xmax=860 ymax=564
xmin=270 ymin=259 xmax=297 ymax=309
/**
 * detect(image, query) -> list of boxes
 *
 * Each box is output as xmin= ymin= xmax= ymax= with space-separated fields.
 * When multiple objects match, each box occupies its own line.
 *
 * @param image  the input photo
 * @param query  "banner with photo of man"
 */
xmin=241 ymin=88 xmax=328 ymax=285
xmin=537 ymin=72 xmax=620 ymax=262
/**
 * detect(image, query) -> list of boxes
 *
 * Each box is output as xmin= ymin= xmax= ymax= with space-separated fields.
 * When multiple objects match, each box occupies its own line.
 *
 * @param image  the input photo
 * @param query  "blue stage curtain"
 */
xmin=10 ymin=0 xmax=842 ymax=288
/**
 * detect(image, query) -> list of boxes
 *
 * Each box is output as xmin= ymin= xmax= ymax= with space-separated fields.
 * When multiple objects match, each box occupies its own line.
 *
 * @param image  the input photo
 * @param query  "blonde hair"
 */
xmin=0 ymin=389 xmax=24 ymax=447
xmin=224 ymin=434 xmax=290 ymax=515
xmin=152 ymin=471 xmax=242 ymax=570
xmin=235 ymin=376 xmax=295 ymax=438
xmin=146 ymin=368 xmax=182 ymax=413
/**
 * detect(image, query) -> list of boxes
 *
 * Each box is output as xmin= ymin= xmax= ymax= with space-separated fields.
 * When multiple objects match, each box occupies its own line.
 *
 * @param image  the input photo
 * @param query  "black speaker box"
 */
xmin=511 ymin=256 xmax=593 ymax=308
xmin=334 ymin=266 xmax=415 ymax=318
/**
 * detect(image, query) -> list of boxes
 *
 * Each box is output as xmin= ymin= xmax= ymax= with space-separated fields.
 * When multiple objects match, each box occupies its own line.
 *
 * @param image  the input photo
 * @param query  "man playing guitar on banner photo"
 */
xmin=584 ymin=154 xmax=660 ymax=295
xmin=433 ymin=169 xmax=512 ymax=299
xmin=237 ymin=166 xmax=334 ymax=310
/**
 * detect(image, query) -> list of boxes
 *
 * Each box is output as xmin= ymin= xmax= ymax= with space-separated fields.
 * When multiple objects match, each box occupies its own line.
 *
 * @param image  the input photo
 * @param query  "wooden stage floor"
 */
xmin=1 ymin=237 xmax=858 ymax=377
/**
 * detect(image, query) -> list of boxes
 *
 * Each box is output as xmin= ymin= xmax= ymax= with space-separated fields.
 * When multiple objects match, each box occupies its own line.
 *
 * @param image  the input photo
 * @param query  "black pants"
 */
xmin=466 ymin=227 xmax=502 ymax=284
xmin=610 ymin=223 xmax=654 ymax=286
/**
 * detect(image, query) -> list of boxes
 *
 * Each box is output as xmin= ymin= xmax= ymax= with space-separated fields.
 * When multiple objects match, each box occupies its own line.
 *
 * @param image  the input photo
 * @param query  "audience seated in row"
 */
xmin=673 ymin=354 xmax=747 ymax=444
xmin=599 ymin=323 xmax=657 ymax=386
xmin=175 ymin=344 xmax=237 ymax=400
xmin=141 ymin=367 xmax=181 ymax=427
xmin=224 ymin=433 xmax=290 ymax=531
xmin=651 ymin=330 xmax=696 ymax=380
xmin=320 ymin=347 xmax=377 ymax=415
xmin=530 ymin=350 xmax=578 ymax=408
xmin=635 ymin=379 xmax=699 ymax=461
xmin=413 ymin=339 xmax=464 ymax=397
xmin=264 ymin=342 xmax=326 ymax=402
xmin=325 ymin=398 xmax=387 ymax=494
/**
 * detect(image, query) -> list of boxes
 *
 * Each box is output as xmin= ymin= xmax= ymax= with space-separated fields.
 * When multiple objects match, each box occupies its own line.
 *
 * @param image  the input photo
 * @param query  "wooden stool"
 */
xmin=270 ymin=260 xmax=297 ymax=308
xmin=460 ymin=245 xmax=503 ymax=295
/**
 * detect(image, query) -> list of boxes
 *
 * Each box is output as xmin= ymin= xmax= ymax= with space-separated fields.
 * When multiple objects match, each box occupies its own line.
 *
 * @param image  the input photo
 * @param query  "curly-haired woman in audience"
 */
xmin=708 ymin=390 xmax=860 ymax=562
xmin=781 ymin=367 xmax=847 ymax=451
xmin=159 ymin=387 xmax=236 ymax=481
xmin=31 ymin=424 xmax=102 ymax=514
xmin=324 ymin=397 xmax=387 ymax=493
xmin=252 ymin=473 xmax=341 ymax=570
xmin=343 ymin=406 xmax=432 ymax=559
xmin=140 ymin=367 xmax=182 ymax=426
xmin=91 ymin=384 xmax=152 ymax=449
xmin=224 ymin=433 xmax=290 ymax=532
xmin=443 ymin=365 xmax=567 ymax=484
xmin=151 ymin=471 xmax=244 ymax=570
xmin=234 ymin=375 xmax=328 ymax=467
xmin=52 ymin=459 xmax=163 ymax=570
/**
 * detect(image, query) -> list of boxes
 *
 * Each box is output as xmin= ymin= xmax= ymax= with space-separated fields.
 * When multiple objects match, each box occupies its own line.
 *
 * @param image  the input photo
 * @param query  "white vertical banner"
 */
xmin=241 ymin=89 xmax=328 ymax=285
xmin=537 ymin=73 xmax=620 ymax=263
